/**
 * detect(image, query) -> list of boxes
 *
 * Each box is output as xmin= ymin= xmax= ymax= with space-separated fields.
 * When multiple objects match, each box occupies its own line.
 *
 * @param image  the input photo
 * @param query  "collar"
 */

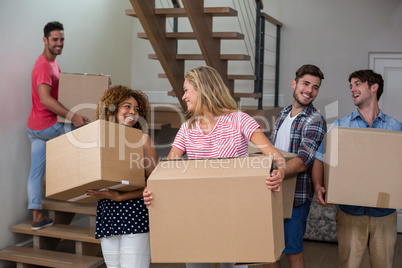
xmin=351 ymin=109 xmax=386 ymax=122
xmin=283 ymin=103 xmax=315 ymax=117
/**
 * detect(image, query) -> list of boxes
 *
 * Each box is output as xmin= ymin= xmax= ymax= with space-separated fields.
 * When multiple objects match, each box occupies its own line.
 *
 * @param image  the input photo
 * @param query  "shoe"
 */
xmin=31 ymin=218 xmax=54 ymax=231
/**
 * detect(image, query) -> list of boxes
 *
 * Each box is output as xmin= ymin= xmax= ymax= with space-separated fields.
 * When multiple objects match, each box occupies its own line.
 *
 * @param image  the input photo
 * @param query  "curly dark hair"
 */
xmin=95 ymin=85 xmax=150 ymax=133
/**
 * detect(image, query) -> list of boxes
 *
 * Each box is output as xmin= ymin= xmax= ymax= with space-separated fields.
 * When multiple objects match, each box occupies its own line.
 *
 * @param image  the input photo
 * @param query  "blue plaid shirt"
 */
xmin=270 ymin=104 xmax=327 ymax=207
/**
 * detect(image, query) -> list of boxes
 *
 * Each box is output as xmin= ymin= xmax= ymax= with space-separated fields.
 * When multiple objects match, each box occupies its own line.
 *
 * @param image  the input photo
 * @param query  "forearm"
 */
xmin=41 ymin=96 xmax=72 ymax=119
xmin=142 ymin=134 xmax=158 ymax=178
xmin=116 ymin=188 xmax=145 ymax=201
xmin=284 ymin=157 xmax=306 ymax=177
xmin=38 ymin=84 xmax=73 ymax=119
xmin=167 ymin=146 xmax=185 ymax=160
xmin=312 ymin=159 xmax=324 ymax=192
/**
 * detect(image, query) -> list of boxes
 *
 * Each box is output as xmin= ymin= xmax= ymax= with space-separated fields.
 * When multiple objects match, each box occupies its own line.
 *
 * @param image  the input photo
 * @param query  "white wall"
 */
xmin=266 ymin=0 xmax=402 ymax=121
xmin=130 ymin=0 xmax=402 ymax=121
xmin=0 ymin=0 xmax=402 ymax=259
xmin=0 ymin=0 xmax=132 ymax=253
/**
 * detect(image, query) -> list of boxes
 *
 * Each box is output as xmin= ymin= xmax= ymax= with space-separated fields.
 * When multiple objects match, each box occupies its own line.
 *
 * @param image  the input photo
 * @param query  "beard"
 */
xmin=293 ymin=90 xmax=312 ymax=107
xmin=48 ymin=47 xmax=62 ymax=55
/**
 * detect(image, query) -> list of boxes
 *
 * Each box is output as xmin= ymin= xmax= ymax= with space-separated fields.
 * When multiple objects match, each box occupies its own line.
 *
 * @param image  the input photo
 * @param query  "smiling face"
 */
xmin=182 ymin=78 xmax=199 ymax=112
xmin=117 ymin=96 xmax=139 ymax=127
xmin=44 ymin=30 xmax=64 ymax=56
xmin=292 ymin=74 xmax=321 ymax=107
xmin=349 ymin=77 xmax=376 ymax=107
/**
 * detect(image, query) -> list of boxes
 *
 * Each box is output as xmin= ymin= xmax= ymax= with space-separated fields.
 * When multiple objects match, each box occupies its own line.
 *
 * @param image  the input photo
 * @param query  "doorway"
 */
xmin=369 ymin=52 xmax=402 ymax=233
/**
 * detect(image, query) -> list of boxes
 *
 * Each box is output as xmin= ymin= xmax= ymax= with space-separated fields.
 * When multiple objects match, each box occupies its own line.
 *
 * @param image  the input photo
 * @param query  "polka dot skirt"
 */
xmin=95 ymin=198 xmax=149 ymax=239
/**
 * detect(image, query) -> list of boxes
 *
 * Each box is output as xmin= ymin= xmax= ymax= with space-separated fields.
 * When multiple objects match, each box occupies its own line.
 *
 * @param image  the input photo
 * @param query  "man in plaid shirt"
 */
xmin=266 ymin=65 xmax=327 ymax=268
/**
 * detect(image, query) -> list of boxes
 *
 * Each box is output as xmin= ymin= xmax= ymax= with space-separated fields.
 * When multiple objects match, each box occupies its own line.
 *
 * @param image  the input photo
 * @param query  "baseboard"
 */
xmin=146 ymin=91 xmax=284 ymax=107
xmin=398 ymin=209 xmax=402 ymax=233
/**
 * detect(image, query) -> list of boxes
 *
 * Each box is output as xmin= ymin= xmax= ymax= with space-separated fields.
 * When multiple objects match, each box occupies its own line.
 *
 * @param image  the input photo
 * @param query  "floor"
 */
xmin=9 ymin=234 xmax=399 ymax=268
xmin=148 ymin=234 xmax=402 ymax=268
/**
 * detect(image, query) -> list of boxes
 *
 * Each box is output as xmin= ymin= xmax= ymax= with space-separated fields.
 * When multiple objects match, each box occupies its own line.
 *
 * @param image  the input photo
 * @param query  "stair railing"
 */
xmin=254 ymin=0 xmax=282 ymax=109
xmin=155 ymin=0 xmax=282 ymax=109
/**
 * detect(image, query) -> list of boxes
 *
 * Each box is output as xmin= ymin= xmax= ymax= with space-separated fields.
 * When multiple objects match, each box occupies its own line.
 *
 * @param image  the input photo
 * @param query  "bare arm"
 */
xmin=283 ymin=157 xmax=306 ymax=178
xmin=166 ymin=146 xmax=185 ymax=160
xmin=250 ymin=129 xmax=285 ymax=191
xmin=86 ymin=188 xmax=144 ymax=201
xmin=38 ymin=83 xmax=89 ymax=127
xmin=142 ymin=133 xmax=158 ymax=178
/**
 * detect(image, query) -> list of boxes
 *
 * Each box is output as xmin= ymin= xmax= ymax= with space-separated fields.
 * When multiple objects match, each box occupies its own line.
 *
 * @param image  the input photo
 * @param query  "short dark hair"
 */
xmin=348 ymin=69 xmax=383 ymax=101
xmin=295 ymin=64 xmax=324 ymax=83
xmin=43 ymin=21 xmax=64 ymax=38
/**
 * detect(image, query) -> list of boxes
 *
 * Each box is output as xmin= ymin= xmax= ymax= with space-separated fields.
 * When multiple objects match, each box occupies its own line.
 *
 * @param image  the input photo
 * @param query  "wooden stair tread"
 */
xmin=126 ymin=7 xmax=237 ymax=18
xmin=159 ymin=73 xmax=255 ymax=80
xmin=148 ymin=54 xmax=250 ymax=61
xmin=12 ymin=222 xmax=99 ymax=244
xmin=0 ymin=246 xmax=103 ymax=268
xmin=227 ymin=74 xmax=256 ymax=80
xmin=232 ymin=92 xmax=262 ymax=99
xmin=150 ymin=123 xmax=171 ymax=130
xmin=138 ymin=32 xmax=244 ymax=40
xmin=42 ymin=198 xmax=97 ymax=216
xmin=167 ymin=91 xmax=261 ymax=99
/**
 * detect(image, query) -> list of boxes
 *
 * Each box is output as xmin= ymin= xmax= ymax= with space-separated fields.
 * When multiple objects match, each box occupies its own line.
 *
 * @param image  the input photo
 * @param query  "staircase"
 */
xmin=127 ymin=0 xmax=283 ymax=133
xmin=0 ymin=199 xmax=104 ymax=267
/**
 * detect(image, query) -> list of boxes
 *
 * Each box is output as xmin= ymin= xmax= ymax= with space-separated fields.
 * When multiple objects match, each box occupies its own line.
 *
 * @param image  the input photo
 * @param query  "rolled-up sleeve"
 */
xmin=297 ymin=113 xmax=327 ymax=170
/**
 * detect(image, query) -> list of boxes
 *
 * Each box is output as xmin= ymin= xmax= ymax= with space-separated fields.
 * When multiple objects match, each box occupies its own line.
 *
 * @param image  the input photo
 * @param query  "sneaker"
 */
xmin=31 ymin=218 xmax=54 ymax=231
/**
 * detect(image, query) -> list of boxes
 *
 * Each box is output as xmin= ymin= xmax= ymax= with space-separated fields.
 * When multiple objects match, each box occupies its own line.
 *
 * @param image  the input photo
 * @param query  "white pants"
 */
xmin=100 ymin=233 xmax=151 ymax=268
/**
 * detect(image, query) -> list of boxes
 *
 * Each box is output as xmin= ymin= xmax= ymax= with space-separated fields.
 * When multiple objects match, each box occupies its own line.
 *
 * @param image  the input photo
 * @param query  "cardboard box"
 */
xmin=324 ymin=126 xmax=402 ymax=209
xmin=147 ymin=156 xmax=284 ymax=264
xmin=46 ymin=120 xmax=145 ymax=203
xmin=248 ymin=146 xmax=297 ymax=219
xmin=57 ymin=73 xmax=110 ymax=123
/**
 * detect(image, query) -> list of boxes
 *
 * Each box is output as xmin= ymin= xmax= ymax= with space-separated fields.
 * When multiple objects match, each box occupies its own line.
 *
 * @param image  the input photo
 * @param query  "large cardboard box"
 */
xmin=324 ymin=126 xmax=402 ymax=209
xmin=147 ymin=156 xmax=285 ymax=264
xmin=57 ymin=73 xmax=110 ymax=123
xmin=277 ymin=150 xmax=297 ymax=219
xmin=249 ymin=146 xmax=297 ymax=219
xmin=46 ymin=120 xmax=145 ymax=203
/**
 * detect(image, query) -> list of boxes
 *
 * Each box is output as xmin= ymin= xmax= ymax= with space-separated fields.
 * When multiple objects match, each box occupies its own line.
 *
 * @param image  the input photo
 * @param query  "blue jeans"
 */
xmin=283 ymin=200 xmax=311 ymax=254
xmin=27 ymin=122 xmax=74 ymax=210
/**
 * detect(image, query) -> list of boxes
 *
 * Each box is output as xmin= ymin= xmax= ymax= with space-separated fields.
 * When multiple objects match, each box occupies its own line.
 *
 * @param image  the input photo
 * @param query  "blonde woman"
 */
xmin=86 ymin=85 xmax=158 ymax=268
xmin=144 ymin=66 xmax=285 ymax=268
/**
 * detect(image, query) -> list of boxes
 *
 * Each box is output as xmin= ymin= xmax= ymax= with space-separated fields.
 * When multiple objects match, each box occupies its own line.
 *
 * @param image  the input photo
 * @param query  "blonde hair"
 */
xmin=96 ymin=85 xmax=150 ymax=133
xmin=184 ymin=66 xmax=238 ymax=127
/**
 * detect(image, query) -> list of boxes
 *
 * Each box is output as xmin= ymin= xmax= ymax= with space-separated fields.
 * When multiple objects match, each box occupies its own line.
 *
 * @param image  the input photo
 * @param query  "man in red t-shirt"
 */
xmin=27 ymin=21 xmax=88 ymax=230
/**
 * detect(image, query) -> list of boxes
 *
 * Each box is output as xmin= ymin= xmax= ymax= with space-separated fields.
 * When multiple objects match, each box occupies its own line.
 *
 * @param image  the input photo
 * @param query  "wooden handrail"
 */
xmin=255 ymin=0 xmax=264 ymax=10
xmin=261 ymin=12 xmax=283 ymax=27
xmin=171 ymin=0 xmax=181 ymax=8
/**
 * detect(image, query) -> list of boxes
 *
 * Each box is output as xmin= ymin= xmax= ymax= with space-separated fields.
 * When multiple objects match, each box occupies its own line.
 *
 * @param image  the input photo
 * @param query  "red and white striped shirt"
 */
xmin=172 ymin=111 xmax=260 ymax=159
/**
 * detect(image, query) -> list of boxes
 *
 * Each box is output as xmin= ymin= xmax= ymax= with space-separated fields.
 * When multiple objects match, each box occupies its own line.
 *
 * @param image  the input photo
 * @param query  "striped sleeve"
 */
xmin=239 ymin=112 xmax=261 ymax=140
xmin=171 ymin=122 xmax=188 ymax=152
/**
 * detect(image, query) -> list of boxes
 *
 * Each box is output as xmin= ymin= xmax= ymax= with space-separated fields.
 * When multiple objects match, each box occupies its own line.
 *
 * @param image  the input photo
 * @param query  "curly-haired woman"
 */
xmin=86 ymin=85 xmax=158 ymax=268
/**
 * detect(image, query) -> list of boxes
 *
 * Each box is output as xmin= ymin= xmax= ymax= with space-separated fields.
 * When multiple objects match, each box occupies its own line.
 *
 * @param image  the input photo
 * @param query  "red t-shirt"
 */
xmin=27 ymin=55 xmax=61 ymax=130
